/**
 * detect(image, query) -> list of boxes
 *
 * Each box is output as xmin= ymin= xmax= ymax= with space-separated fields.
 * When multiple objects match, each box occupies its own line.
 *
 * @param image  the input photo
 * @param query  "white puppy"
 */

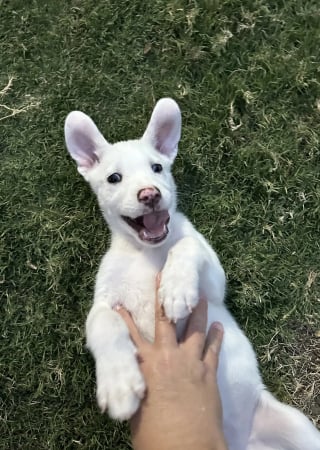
xmin=65 ymin=98 xmax=320 ymax=450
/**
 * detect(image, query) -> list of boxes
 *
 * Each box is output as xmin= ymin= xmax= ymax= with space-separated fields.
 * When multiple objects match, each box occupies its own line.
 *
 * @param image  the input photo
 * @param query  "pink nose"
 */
xmin=137 ymin=187 xmax=161 ymax=207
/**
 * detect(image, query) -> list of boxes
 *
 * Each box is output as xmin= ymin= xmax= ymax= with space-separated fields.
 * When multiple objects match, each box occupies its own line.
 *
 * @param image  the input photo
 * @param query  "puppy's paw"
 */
xmin=96 ymin=351 xmax=145 ymax=421
xmin=159 ymin=261 xmax=199 ymax=322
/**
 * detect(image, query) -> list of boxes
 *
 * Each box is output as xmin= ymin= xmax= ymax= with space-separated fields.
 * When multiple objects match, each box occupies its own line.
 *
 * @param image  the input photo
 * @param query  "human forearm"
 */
xmin=132 ymin=425 xmax=227 ymax=450
xmin=131 ymin=398 xmax=227 ymax=450
xmin=131 ymin=412 xmax=227 ymax=450
xmin=118 ymin=295 xmax=228 ymax=450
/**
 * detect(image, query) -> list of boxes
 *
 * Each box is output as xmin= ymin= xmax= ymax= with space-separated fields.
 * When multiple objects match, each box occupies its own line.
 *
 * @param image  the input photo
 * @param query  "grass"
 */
xmin=1 ymin=0 xmax=320 ymax=448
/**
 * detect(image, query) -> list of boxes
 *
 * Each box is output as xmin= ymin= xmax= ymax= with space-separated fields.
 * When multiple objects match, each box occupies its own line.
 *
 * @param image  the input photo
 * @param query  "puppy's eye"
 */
xmin=151 ymin=163 xmax=163 ymax=173
xmin=107 ymin=173 xmax=122 ymax=183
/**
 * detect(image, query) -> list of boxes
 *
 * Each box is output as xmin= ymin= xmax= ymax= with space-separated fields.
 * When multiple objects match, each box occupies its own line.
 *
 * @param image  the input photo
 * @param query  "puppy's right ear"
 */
xmin=64 ymin=111 xmax=108 ymax=177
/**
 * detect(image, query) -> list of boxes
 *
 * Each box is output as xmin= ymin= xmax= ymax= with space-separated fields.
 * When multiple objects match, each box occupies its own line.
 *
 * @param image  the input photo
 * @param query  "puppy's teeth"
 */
xmin=140 ymin=230 xmax=148 ymax=239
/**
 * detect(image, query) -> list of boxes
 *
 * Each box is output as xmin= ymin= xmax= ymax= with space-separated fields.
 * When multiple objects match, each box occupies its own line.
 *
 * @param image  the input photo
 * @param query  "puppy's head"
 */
xmin=64 ymin=98 xmax=181 ymax=246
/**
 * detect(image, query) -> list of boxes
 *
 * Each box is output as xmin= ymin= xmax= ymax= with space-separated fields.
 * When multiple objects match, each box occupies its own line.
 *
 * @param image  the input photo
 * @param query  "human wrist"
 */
xmin=131 ymin=413 xmax=227 ymax=450
xmin=132 ymin=434 xmax=227 ymax=450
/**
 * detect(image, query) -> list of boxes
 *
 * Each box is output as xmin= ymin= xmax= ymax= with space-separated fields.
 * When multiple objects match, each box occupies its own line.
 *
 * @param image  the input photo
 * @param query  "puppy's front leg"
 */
xmin=159 ymin=236 xmax=219 ymax=322
xmin=86 ymin=302 xmax=145 ymax=420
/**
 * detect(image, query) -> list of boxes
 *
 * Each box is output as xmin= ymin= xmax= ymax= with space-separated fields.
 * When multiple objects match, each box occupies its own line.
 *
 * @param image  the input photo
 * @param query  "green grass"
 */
xmin=1 ymin=0 xmax=320 ymax=448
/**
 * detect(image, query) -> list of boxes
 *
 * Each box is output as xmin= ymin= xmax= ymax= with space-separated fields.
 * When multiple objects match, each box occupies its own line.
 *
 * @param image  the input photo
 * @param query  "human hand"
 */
xmin=117 ymin=281 xmax=227 ymax=450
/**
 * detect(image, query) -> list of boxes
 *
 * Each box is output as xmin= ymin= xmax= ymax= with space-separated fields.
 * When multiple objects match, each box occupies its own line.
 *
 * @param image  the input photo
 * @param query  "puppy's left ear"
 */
xmin=143 ymin=98 xmax=181 ymax=161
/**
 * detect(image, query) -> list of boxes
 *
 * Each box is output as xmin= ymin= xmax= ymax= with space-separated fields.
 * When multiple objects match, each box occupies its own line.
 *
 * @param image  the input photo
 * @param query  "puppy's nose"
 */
xmin=138 ymin=187 xmax=161 ymax=207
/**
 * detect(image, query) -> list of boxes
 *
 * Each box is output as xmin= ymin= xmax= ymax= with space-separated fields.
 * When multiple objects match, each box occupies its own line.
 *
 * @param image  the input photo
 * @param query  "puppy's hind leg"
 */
xmin=247 ymin=390 xmax=320 ymax=450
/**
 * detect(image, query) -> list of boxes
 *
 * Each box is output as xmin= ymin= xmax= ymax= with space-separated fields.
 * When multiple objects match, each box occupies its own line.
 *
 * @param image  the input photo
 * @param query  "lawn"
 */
xmin=1 ymin=0 xmax=319 ymax=448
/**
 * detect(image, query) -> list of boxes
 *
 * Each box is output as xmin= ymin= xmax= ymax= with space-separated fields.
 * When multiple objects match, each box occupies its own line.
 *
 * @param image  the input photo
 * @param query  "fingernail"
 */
xmin=212 ymin=321 xmax=223 ymax=332
xmin=113 ymin=303 xmax=123 ymax=311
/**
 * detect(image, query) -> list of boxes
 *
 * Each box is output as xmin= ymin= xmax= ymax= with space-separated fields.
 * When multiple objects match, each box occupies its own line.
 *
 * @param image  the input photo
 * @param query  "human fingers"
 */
xmin=154 ymin=275 xmax=178 ymax=348
xmin=181 ymin=298 xmax=208 ymax=358
xmin=203 ymin=322 xmax=224 ymax=372
xmin=116 ymin=306 xmax=146 ymax=349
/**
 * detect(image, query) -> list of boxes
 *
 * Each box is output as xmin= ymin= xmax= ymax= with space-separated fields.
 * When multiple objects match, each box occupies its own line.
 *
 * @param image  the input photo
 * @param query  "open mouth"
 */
xmin=122 ymin=210 xmax=170 ymax=243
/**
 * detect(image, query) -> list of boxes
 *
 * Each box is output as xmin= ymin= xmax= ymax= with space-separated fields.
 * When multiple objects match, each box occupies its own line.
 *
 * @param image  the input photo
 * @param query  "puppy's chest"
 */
xmin=100 ymin=250 xmax=166 ymax=341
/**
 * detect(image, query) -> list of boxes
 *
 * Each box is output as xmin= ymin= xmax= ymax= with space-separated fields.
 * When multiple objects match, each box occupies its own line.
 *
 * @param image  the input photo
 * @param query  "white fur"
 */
xmin=65 ymin=98 xmax=320 ymax=449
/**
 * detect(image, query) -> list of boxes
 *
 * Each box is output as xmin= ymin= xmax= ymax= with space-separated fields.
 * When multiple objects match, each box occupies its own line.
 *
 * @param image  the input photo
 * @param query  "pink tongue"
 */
xmin=143 ymin=210 xmax=169 ymax=231
xmin=141 ymin=210 xmax=170 ymax=239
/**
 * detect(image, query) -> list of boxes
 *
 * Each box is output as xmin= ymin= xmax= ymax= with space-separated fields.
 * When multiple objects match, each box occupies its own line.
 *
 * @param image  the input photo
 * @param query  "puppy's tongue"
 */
xmin=140 ymin=210 xmax=170 ymax=240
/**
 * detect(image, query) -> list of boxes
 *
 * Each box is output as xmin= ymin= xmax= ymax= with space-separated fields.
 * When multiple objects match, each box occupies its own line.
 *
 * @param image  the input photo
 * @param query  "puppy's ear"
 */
xmin=64 ymin=111 xmax=108 ymax=177
xmin=143 ymin=98 xmax=181 ymax=161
